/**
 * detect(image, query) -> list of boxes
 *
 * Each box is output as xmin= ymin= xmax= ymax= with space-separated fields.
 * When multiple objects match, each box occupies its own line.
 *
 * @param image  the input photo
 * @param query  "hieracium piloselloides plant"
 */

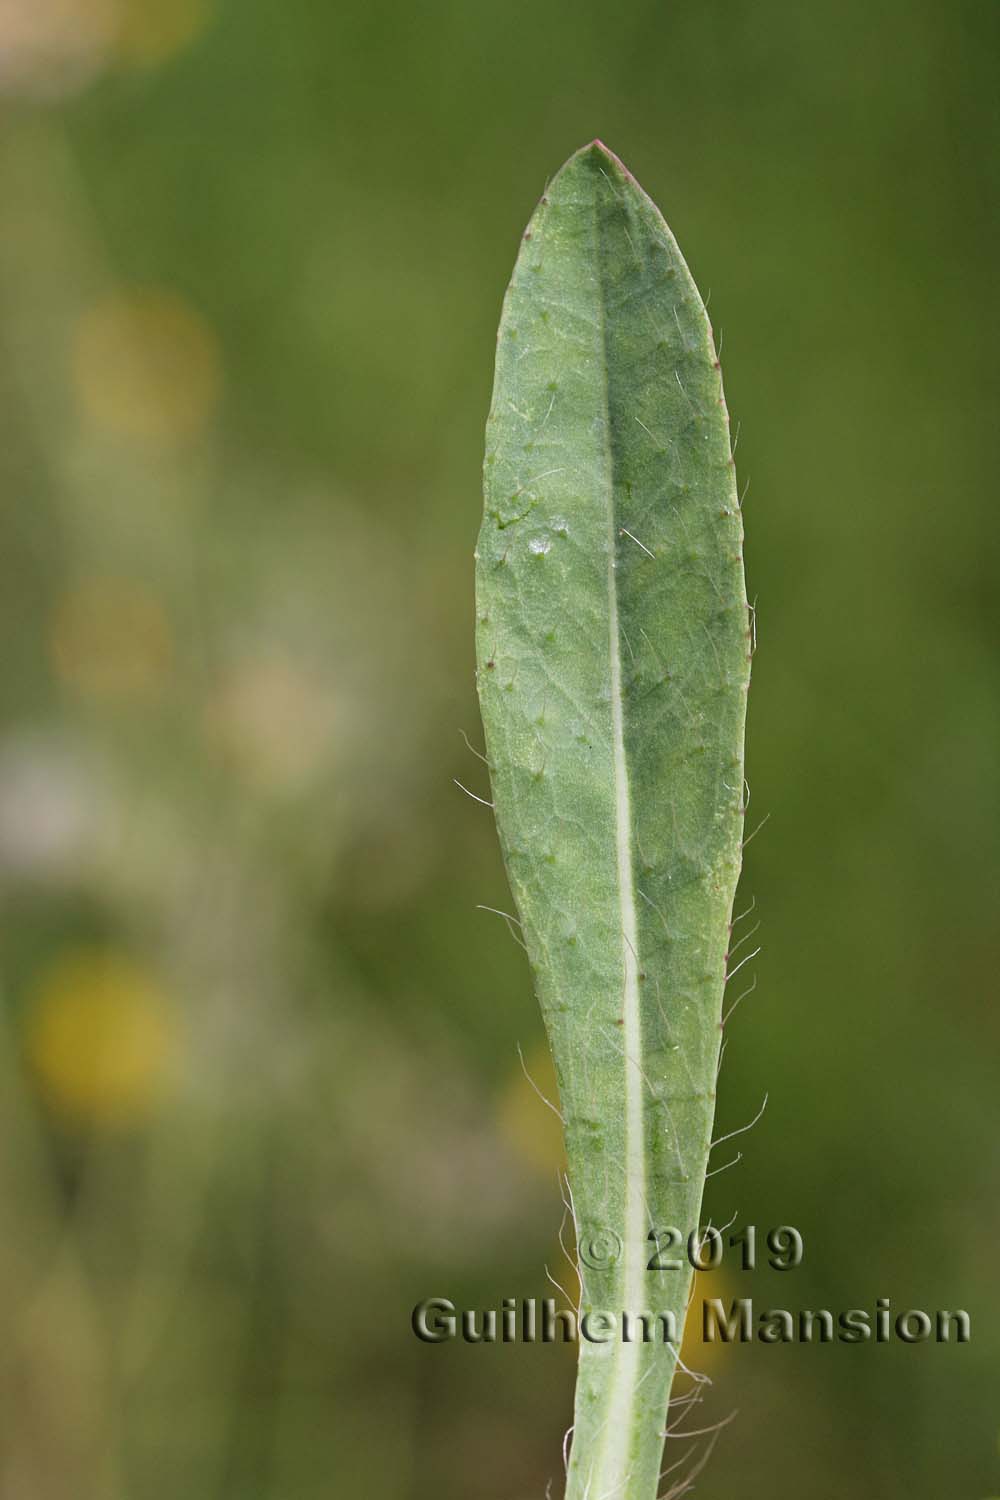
xmin=475 ymin=142 xmax=751 ymax=1498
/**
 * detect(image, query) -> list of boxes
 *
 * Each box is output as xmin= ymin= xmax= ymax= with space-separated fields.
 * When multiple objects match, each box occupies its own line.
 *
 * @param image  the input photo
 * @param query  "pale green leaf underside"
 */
xmin=476 ymin=143 xmax=749 ymax=1499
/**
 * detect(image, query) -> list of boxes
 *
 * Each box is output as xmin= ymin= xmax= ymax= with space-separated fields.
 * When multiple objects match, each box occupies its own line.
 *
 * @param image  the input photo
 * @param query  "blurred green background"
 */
xmin=0 ymin=1 xmax=996 ymax=1496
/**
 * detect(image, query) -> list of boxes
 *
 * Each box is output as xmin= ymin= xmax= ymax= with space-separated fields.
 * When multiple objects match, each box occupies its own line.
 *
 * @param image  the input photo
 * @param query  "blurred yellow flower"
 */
xmin=50 ymin=577 xmax=172 ymax=699
xmin=496 ymin=1040 xmax=565 ymax=1177
xmin=113 ymin=0 xmax=214 ymax=68
xmin=24 ymin=950 xmax=175 ymax=1126
xmin=73 ymin=288 xmax=221 ymax=447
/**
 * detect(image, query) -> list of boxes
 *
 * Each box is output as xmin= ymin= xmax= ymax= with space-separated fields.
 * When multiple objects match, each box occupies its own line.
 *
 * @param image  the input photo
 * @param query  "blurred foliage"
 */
xmin=0 ymin=1 xmax=997 ymax=1497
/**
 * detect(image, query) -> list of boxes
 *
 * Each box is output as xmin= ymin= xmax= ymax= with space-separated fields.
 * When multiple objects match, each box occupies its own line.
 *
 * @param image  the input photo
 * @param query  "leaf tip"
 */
xmin=577 ymin=138 xmax=636 ymax=181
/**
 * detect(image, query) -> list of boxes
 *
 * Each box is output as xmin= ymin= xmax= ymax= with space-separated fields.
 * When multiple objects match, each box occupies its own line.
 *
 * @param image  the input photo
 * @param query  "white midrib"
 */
xmin=589 ymin=206 xmax=647 ymax=1497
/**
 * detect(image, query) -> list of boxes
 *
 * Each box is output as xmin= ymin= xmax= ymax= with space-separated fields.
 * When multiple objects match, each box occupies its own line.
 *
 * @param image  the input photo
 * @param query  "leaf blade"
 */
xmin=476 ymin=141 xmax=749 ymax=1499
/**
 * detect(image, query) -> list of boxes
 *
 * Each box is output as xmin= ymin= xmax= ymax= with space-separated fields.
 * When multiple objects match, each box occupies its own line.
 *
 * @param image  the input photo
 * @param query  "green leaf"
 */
xmin=476 ymin=141 xmax=750 ymax=1498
